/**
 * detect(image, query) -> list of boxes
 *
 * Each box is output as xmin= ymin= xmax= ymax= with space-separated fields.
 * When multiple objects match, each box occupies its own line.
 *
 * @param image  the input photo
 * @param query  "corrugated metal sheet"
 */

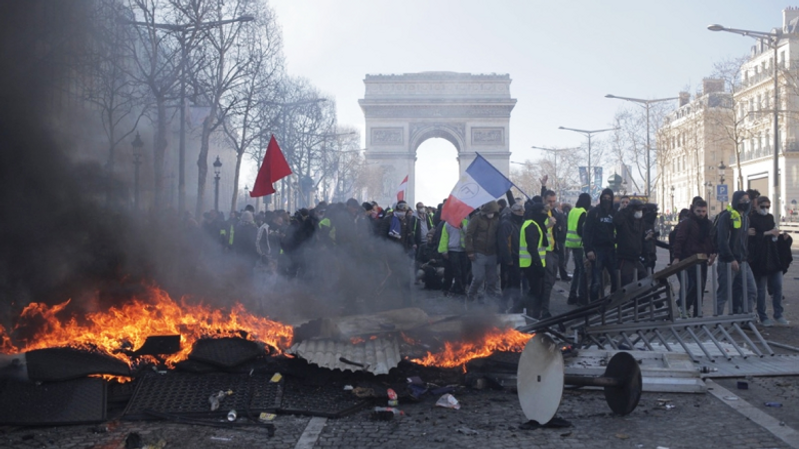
xmin=288 ymin=337 xmax=401 ymax=375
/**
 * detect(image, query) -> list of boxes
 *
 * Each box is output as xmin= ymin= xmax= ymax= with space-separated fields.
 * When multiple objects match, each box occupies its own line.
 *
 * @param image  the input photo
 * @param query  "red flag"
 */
xmin=396 ymin=175 xmax=408 ymax=202
xmin=250 ymin=135 xmax=292 ymax=197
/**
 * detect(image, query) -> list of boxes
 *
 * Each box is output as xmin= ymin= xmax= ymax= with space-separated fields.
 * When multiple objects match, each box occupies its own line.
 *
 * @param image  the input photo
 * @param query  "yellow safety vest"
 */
xmin=519 ymin=220 xmax=547 ymax=268
xmin=565 ymin=207 xmax=586 ymax=249
xmin=545 ymin=210 xmax=555 ymax=252
xmin=438 ymin=219 xmax=468 ymax=253
xmin=318 ymin=218 xmax=336 ymax=243
xmin=726 ymin=205 xmax=742 ymax=229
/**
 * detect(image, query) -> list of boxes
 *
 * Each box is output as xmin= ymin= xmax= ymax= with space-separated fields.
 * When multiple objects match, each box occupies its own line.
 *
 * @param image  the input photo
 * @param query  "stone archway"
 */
xmin=359 ymin=72 xmax=516 ymax=206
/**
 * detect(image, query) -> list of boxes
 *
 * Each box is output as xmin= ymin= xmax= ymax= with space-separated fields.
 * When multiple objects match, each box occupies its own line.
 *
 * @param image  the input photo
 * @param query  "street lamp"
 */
xmin=119 ymin=14 xmax=255 ymax=215
xmin=131 ymin=131 xmax=144 ymax=210
xmin=605 ymin=94 xmax=679 ymax=198
xmin=718 ymin=161 xmax=727 ymax=184
xmin=708 ymin=23 xmax=783 ymax=223
xmin=558 ymin=127 xmax=615 ymax=199
xmin=530 ymin=145 xmax=580 ymax=199
xmin=213 ymin=156 xmax=222 ymax=213
xmin=670 ymin=185 xmax=675 ymax=215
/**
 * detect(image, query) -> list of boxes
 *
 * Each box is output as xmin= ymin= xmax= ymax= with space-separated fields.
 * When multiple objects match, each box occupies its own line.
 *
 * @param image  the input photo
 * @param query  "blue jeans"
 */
xmin=756 ymin=271 xmax=784 ymax=321
xmin=590 ymin=247 xmax=617 ymax=301
xmin=716 ymin=261 xmax=757 ymax=315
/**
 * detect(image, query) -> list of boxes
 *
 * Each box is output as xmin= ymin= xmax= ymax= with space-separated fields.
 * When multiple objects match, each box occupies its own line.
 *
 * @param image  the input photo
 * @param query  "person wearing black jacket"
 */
xmin=516 ymin=201 xmax=549 ymax=317
xmin=614 ymin=199 xmax=647 ymax=286
xmin=748 ymin=196 xmax=789 ymax=326
xmin=583 ymin=188 xmax=617 ymax=301
xmin=715 ymin=190 xmax=756 ymax=315
xmin=672 ymin=200 xmax=716 ymax=317
xmin=566 ymin=193 xmax=591 ymax=305
xmin=498 ymin=202 xmax=525 ymax=310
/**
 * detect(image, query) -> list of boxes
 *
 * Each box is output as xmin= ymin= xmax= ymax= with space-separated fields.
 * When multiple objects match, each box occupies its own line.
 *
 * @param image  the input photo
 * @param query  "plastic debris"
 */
xmin=227 ymin=410 xmax=237 ymax=421
xmin=387 ymin=388 xmax=399 ymax=407
xmin=210 ymin=437 xmax=232 ymax=442
xmin=723 ymin=396 xmax=739 ymax=401
xmin=407 ymin=376 xmax=424 ymax=385
xmin=615 ymin=433 xmax=630 ymax=439
xmin=765 ymin=402 xmax=783 ymax=408
xmin=435 ymin=393 xmax=460 ymax=410
xmin=259 ymin=412 xmax=276 ymax=422
xmin=343 ymin=385 xmax=353 ymax=391
xmin=270 ymin=373 xmax=282 ymax=383
xmin=456 ymin=426 xmax=479 ymax=435
xmin=208 ymin=390 xmax=232 ymax=411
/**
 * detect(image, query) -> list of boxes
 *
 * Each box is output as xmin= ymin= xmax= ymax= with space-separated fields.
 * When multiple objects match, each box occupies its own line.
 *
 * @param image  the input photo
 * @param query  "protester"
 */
xmin=583 ymin=188 xmax=617 ymax=301
xmin=748 ymin=196 xmax=789 ymax=326
xmin=465 ymin=201 xmax=501 ymax=305
xmin=715 ymin=191 xmax=757 ymax=315
xmin=566 ymin=193 xmax=591 ymax=306
xmin=672 ymin=199 xmax=715 ymax=317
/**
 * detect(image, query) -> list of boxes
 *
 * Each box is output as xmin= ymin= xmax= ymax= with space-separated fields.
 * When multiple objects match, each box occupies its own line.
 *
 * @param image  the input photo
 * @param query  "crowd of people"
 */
xmin=196 ymin=180 xmax=792 ymax=326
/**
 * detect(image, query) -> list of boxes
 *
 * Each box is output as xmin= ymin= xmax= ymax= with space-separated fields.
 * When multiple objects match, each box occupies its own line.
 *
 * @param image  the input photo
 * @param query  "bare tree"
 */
xmin=221 ymin=1 xmax=284 ymax=213
xmin=711 ymin=56 xmax=750 ymax=189
xmin=82 ymin=0 xmax=146 ymax=173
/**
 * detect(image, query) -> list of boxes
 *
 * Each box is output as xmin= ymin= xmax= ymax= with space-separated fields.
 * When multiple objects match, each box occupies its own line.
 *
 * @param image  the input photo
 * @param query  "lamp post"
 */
xmin=558 ymin=127 xmax=615 ymax=199
xmin=670 ymin=185 xmax=675 ymax=215
xmin=605 ymin=94 xmax=679 ymax=198
xmin=708 ymin=23 xmax=783 ymax=223
xmin=530 ymin=145 xmax=580 ymax=199
xmin=119 ymin=14 xmax=255 ymax=215
xmin=131 ymin=131 xmax=144 ymax=210
xmin=213 ymin=156 xmax=222 ymax=212
xmin=621 ymin=180 xmax=629 ymax=195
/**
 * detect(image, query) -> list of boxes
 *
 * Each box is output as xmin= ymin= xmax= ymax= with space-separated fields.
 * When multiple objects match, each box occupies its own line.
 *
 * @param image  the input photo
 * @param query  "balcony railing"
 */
xmin=728 ymin=141 xmax=799 ymax=164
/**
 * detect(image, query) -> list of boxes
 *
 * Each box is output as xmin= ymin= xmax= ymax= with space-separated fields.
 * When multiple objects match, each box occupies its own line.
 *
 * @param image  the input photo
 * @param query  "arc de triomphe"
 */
xmin=359 ymin=72 xmax=516 ymax=206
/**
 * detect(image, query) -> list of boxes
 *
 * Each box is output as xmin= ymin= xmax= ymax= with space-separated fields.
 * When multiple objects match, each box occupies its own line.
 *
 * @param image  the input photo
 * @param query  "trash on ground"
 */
xmin=226 ymin=410 xmax=237 ymax=421
xmin=723 ymin=396 xmax=739 ymax=401
xmin=737 ymin=381 xmax=749 ymax=389
xmin=259 ymin=412 xmax=276 ymax=422
xmin=387 ymin=388 xmax=398 ymax=406
xmin=435 ymin=393 xmax=460 ymax=410
xmin=765 ymin=402 xmax=783 ymax=407
xmin=209 ymin=390 xmax=232 ymax=411
xmin=270 ymin=373 xmax=282 ymax=383
xmin=616 ymin=433 xmax=630 ymax=439
xmin=456 ymin=426 xmax=479 ymax=435
xmin=210 ymin=437 xmax=232 ymax=442
xmin=343 ymin=385 xmax=353 ymax=391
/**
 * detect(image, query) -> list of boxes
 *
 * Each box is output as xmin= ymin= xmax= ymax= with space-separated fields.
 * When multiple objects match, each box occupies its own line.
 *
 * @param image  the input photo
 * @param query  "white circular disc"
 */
xmin=516 ymin=333 xmax=564 ymax=424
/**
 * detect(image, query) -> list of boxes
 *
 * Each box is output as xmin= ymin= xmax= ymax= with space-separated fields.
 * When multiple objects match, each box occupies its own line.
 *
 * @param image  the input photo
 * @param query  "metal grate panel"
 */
xmin=0 ymin=378 xmax=106 ymax=425
xmin=123 ymin=371 xmax=281 ymax=420
xmin=25 ymin=347 xmax=130 ymax=382
xmin=279 ymin=378 xmax=368 ymax=418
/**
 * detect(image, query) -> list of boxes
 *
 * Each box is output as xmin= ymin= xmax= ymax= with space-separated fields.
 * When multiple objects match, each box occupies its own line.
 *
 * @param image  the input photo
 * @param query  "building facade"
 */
xmin=730 ymin=7 xmax=799 ymax=220
xmin=656 ymin=80 xmax=734 ymax=215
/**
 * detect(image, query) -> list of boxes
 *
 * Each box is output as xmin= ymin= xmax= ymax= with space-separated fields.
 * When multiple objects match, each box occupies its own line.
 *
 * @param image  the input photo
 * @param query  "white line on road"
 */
xmin=706 ymin=379 xmax=799 ymax=448
xmin=294 ymin=417 xmax=327 ymax=449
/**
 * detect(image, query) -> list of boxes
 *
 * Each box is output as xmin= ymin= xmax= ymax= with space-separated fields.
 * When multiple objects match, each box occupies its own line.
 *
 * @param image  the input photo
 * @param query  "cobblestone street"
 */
xmin=1 ymin=248 xmax=798 ymax=449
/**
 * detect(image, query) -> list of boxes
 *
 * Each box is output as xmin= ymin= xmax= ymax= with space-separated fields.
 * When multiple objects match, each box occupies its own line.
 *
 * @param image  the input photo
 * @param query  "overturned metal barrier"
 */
xmin=519 ymin=255 xmax=774 ymax=365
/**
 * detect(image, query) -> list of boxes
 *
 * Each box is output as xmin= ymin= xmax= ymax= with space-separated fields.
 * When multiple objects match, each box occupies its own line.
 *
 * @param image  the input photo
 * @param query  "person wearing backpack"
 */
xmin=715 ymin=191 xmax=756 ymax=315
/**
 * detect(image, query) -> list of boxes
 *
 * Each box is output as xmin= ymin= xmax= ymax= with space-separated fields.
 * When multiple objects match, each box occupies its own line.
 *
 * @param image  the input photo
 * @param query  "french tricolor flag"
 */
xmin=441 ymin=154 xmax=513 ymax=226
xmin=396 ymin=174 xmax=409 ymax=202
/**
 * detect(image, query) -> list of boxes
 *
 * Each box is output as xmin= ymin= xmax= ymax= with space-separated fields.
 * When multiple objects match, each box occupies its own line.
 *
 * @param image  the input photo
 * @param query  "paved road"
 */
xmin=1 ymin=248 xmax=798 ymax=448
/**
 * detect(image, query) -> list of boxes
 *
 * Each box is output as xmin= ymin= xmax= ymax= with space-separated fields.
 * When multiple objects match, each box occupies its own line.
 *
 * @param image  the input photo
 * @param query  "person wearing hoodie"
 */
xmin=518 ymin=202 xmax=549 ymax=317
xmin=465 ymin=200 xmax=501 ymax=304
xmin=583 ymin=188 xmax=617 ymax=301
xmin=566 ymin=193 xmax=592 ymax=305
xmin=614 ymin=199 xmax=648 ymax=286
xmin=748 ymin=196 xmax=789 ymax=326
xmin=715 ymin=190 xmax=757 ymax=315
xmin=498 ymin=202 xmax=525 ymax=310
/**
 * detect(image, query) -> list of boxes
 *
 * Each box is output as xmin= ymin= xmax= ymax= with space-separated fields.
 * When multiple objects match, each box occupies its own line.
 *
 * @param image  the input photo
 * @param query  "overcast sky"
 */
xmin=267 ymin=0 xmax=791 ymax=205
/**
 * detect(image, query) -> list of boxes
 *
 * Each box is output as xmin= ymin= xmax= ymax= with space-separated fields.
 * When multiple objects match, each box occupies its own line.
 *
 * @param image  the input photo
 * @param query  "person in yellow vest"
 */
xmin=541 ymin=191 xmax=560 ymax=317
xmin=566 ymin=193 xmax=592 ymax=306
xmin=518 ymin=202 xmax=548 ymax=317
xmin=438 ymin=217 xmax=470 ymax=296
xmin=715 ymin=190 xmax=756 ymax=315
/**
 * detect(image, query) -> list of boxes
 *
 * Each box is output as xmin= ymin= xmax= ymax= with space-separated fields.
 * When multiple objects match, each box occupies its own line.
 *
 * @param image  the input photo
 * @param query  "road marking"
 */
xmin=294 ymin=417 xmax=327 ymax=449
xmin=706 ymin=379 xmax=799 ymax=448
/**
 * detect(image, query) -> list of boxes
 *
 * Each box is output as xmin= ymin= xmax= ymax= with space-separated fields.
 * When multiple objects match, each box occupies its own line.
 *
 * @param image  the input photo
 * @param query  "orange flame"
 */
xmin=0 ymin=324 xmax=14 ymax=353
xmin=2 ymin=285 xmax=293 ymax=367
xmin=411 ymin=327 xmax=532 ymax=370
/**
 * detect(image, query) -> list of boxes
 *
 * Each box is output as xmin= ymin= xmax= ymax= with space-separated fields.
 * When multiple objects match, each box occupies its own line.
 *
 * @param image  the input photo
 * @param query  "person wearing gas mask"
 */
xmin=715 ymin=191 xmax=757 ymax=315
xmin=465 ymin=200 xmax=501 ymax=305
xmin=614 ymin=199 xmax=647 ymax=286
xmin=583 ymin=188 xmax=617 ymax=301
xmin=748 ymin=196 xmax=789 ymax=326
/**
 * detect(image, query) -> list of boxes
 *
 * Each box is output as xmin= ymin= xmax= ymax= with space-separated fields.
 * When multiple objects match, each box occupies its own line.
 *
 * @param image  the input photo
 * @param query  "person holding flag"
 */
xmin=441 ymin=154 xmax=514 ymax=307
xmin=250 ymin=135 xmax=293 ymax=198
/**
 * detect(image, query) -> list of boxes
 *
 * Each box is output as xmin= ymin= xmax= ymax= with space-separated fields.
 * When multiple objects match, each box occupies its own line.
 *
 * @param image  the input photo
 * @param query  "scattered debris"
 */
xmin=737 ymin=381 xmax=748 ymax=390
xmin=456 ymin=426 xmax=479 ymax=435
xmin=435 ymin=394 xmax=460 ymax=410
xmin=765 ymin=402 xmax=783 ymax=407
xmin=616 ymin=433 xmax=630 ymax=439
xmin=371 ymin=407 xmax=403 ymax=420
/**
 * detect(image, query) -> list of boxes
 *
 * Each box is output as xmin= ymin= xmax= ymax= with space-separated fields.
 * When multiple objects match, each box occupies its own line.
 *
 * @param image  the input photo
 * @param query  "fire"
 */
xmin=1 ymin=284 xmax=293 ymax=367
xmin=411 ymin=327 xmax=532 ymax=370
xmin=0 ymin=324 xmax=14 ymax=353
